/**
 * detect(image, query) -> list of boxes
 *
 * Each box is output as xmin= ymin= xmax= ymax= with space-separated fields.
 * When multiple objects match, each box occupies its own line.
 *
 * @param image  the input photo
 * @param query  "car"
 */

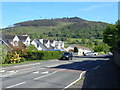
xmin=84 ymin=52 xmax=98 ymax=56
xmin=61 ymin=52 xmax=73 ymax=60
xmin=92 ymin=52 xmax=98 ymax=56
xmin=84 ymin=52 xmax=93 ymax=56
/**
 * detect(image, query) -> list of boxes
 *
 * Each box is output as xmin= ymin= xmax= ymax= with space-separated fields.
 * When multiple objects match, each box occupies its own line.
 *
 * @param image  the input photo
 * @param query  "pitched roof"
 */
xmin=17 ymin=35 xmax=28 ymax=41
xmin=72 ymin=44 xmax=91 ymax=50
xmin=43 ymin=39 xmax=48 ymax=44
xmin=1 ymin=34 xmax=29 ymax=43
xmin=1 ymin=34 xmax=15 ymax=43
xmin=50 ymin=40 xmax=54 ymax=43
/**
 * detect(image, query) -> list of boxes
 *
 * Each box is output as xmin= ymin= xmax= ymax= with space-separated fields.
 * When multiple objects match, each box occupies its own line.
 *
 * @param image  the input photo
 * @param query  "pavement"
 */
xmin=68 ymin=58 xmax=120 ymax=88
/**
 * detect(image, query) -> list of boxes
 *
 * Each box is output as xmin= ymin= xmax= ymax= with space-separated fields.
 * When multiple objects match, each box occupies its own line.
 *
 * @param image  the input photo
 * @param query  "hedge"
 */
xmin=27 ymin=51 xmax=62 ymax=60
xmin=3 ymin=50 xmax=62 ymax=64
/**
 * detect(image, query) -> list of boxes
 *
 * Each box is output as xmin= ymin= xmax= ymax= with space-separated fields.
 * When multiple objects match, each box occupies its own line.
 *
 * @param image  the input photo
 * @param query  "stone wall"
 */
xmin=113 ymin=50 xmax=120 ymax=67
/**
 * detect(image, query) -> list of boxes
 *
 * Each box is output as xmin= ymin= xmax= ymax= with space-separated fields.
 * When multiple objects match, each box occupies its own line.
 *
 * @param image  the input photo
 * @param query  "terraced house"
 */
xmin=31 ymin=39 xmax=64 ymax=51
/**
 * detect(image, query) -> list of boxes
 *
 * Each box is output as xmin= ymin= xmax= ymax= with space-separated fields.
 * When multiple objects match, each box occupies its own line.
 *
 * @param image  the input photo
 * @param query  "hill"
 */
xmin=2 ymin=17 xmax=109 ymax=40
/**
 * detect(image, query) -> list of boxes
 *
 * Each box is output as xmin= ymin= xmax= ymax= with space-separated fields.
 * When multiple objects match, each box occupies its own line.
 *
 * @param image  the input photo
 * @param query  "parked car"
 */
xmin=92 ymin=52 xmax=99 ymax=56
xmin=61 ymin=52 xmax=73 ymax=60
xmin=84 ymin=52 xmax=98 ymax=56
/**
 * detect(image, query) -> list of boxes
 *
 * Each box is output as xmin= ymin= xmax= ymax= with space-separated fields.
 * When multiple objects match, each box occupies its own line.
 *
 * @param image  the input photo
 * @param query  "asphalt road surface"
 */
xmin=1 ymin=55 xmax=110 ymax=89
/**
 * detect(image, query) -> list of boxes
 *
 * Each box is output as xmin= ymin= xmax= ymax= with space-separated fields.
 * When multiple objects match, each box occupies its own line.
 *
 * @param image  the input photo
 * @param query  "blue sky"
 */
xmin=1 ymin=2 xmax=118 ymax=28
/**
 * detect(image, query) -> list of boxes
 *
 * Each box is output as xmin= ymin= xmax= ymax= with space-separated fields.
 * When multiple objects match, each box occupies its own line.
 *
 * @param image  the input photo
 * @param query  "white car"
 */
xmin=92 ymin=52 xmax=98 ymax=56
xmin=84 ymin=52 xmax=98 ymax=56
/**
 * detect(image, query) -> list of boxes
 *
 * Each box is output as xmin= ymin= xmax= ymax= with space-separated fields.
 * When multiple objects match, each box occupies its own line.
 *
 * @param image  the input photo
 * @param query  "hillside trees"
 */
xmin=2 ymin=17 xmax=109 ymax=40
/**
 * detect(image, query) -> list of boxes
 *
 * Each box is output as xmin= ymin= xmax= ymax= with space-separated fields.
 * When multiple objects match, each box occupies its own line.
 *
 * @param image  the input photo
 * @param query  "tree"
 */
xmin=103 ymin=20 xmax=120 ymax=52
xmin=93 ymin=43 xmax=110 ymax=53
xmin=74 ymin=47 xmax=78 ymax=52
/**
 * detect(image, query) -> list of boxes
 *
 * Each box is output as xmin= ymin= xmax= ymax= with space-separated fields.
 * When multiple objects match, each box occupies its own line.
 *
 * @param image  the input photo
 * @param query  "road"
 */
xmin=1 ymin=55 xmax=110 ymax=89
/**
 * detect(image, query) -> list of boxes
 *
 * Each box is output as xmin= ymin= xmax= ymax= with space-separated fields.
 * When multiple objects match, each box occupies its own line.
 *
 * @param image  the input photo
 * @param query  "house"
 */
xmin=31 ymin=39 xmax=48 ymax=51
xmin=65 ymin=44 xmax=91 ymax=56
xmin=0 ymin=34 xmax=31 ymax=49
xmin=18 ymin=35 xmax=31 ymax=46
xmin=31 ymin=39 xmax=64 ymax=51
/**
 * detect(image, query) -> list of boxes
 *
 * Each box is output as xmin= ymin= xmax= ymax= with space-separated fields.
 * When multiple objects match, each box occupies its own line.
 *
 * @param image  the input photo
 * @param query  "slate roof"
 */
xmin=43 ymin=39 xmax=48 ymax=44
xmin=1 ymin=34 xmax=29 ymax=44
xmin=1 ymin=34 xmax=15 ymax=43
xmin=17 ymin=35 xmax=28 ymax=41
xmin=50 ymin=40 xmax=54 ymax=43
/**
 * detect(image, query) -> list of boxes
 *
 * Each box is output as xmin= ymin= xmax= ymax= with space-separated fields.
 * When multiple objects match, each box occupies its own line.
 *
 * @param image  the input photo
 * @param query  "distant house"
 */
xmin=17 ymin=35 xmax=31 ymax=46
xmin=31 ymin=39 xmax=48 ymax=51
xmin=65 ymin=44 xmax=91 ymax=56
xmin=31 ymin=39 xmax=64 ymax=51
xmin=0 ymin=34 xmax=31 ymax=50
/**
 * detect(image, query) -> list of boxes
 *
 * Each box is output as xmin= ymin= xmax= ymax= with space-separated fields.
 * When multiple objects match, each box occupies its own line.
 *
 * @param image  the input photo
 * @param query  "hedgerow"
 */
xmin=3 ymin=50 xmax=62 ymax=64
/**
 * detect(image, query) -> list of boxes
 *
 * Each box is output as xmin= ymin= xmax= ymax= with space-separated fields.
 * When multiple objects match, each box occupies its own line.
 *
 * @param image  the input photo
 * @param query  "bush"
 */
xmin=21 ymin=57 xmax=26 ymax=62
xmin=4 ymin=50 xmax=62 ymax=64
xmin=26 ymin=51 xmax=62 ymax=60
xmin=4 ymin=52 xmax=13 ymax=64
xmin=10 ymin=51 xmax=21 ymax=63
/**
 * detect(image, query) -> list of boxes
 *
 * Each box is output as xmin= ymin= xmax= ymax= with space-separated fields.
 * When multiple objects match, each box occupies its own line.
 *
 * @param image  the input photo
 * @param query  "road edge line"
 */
xmin=64 ymin=71 xmax=86 ymax=89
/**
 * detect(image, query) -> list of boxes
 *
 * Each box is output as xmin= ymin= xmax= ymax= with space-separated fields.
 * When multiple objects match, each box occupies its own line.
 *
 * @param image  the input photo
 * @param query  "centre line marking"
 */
xmin=34 ymin=69 xmax=64 ymax=80
xmin=6 ymin=82 xmax=26 ymax=88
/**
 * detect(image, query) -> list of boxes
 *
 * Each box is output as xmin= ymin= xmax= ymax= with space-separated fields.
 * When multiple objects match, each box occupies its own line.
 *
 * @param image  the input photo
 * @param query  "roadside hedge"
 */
xmin=3 ymin=50 xmax=62 ymax=64
xmin=27 ymin=51 xmax=62 ymax=60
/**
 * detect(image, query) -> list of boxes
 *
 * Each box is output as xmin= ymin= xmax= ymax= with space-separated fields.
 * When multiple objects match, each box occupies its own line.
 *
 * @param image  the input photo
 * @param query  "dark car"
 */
xmin=61 ymin=52 xmax=73 ymax=60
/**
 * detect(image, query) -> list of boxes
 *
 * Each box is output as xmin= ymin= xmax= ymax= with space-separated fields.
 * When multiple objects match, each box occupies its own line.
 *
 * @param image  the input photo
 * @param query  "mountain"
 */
xmin=2 ymin=17 xmax=109 ymax=40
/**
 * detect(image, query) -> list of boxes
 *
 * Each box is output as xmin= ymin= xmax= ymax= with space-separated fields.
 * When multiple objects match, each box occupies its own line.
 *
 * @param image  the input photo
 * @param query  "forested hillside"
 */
xmin=2 ymin=17 xmax=109 ymax=40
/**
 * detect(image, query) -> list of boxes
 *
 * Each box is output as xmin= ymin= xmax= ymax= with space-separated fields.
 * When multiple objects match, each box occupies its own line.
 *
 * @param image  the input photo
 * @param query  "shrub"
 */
xmin=10 ymin=51 xmax=21 ymax=63
xmin=26 ymin=51 xmax=62 ymax=60
xmin=4 ymin=52 xmax=13 ymax=64
xmin=21 ymin=57 xmax=26 ymax=62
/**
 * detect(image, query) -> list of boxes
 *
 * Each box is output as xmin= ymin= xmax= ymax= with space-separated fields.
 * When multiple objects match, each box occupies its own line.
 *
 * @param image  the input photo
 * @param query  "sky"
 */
xmin=1 ymin=2 xmax=118 ymax=28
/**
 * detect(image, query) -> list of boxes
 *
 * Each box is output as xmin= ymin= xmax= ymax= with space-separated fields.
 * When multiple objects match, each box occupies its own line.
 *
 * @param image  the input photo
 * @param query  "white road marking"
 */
xmin=0 ymin=70 xmax=5 ymax=72
xmin=64 ymin=71 xmax=86 ymax=89
xmin=33 ymin=71 xmax=39 ymax=74
xmin=41 ymin=71 xmax=49 ymax=74
xmin=9 ymin=70 xmax=15 ymax=73
xmin=2 ymin=70 xmax=19 ymax=77
xmin=34 ymin=69 xmax=63 ymax=80
xmin=6 ymin=82 xmax=26 ymax=88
